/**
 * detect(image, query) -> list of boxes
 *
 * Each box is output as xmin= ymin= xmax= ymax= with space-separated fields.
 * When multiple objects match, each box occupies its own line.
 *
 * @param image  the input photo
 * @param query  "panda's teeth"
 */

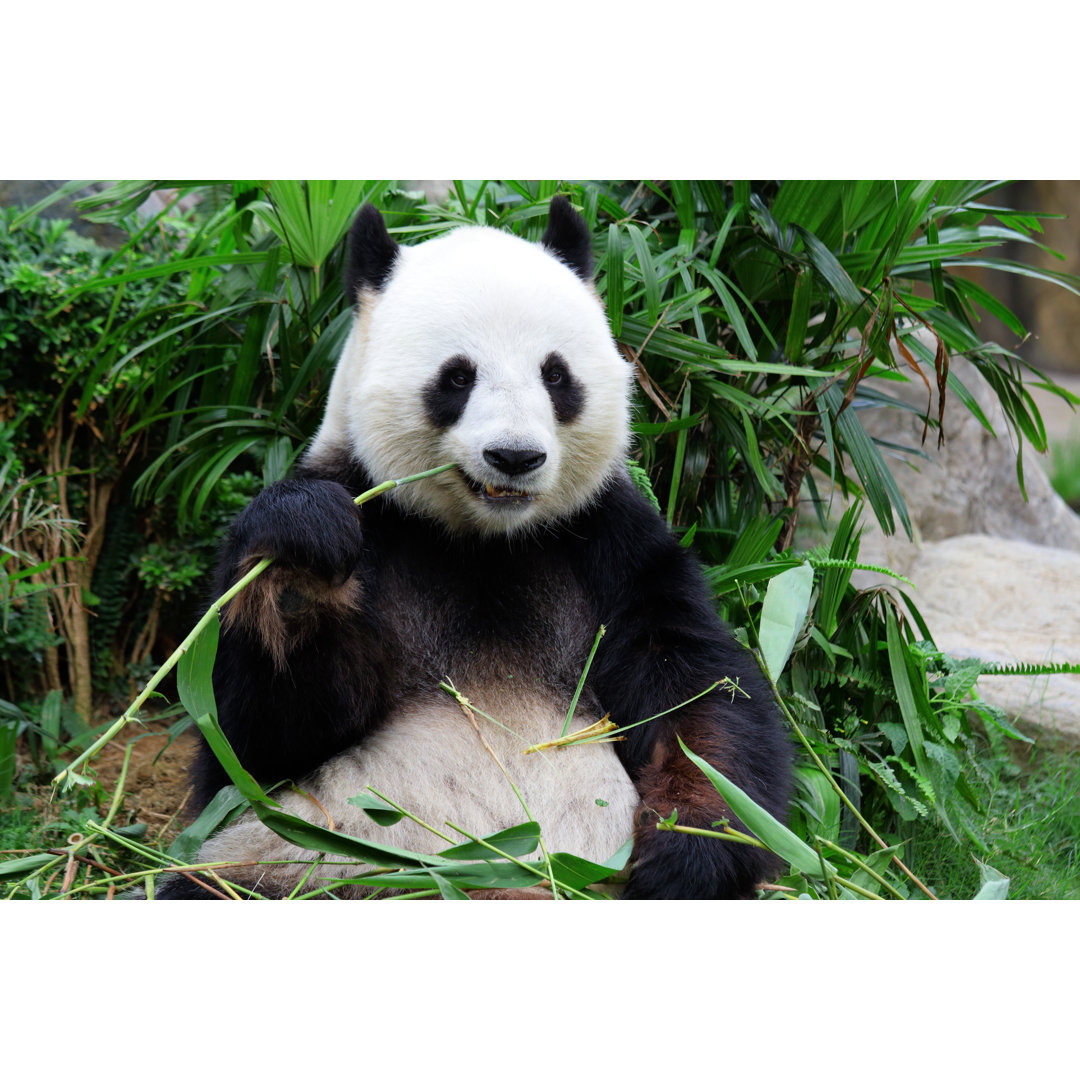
xmin=482 ymin=481 xmax=529 ymax=500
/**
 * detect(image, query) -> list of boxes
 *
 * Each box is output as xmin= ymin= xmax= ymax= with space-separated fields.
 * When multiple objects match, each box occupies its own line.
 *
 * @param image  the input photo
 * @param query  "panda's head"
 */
xmin=306 ymin=197 xmax=632 ymax=536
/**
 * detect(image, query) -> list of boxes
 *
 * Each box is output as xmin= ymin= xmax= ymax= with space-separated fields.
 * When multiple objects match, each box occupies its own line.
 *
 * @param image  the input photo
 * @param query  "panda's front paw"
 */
xmin=219 ymin=479 xmax=368 ymax=664
xmin=227 ymin=478 xmax=365 ymax=584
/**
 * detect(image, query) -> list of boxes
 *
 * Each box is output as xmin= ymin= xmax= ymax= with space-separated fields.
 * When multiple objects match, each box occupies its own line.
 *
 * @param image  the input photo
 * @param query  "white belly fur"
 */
xmin=198 ymin=688 xmax=640 ymax=898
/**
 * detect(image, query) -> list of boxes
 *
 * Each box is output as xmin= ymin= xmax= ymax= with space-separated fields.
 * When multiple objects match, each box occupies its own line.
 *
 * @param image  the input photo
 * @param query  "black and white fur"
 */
xmin=158 ymin=198 xmax=792 ymax=900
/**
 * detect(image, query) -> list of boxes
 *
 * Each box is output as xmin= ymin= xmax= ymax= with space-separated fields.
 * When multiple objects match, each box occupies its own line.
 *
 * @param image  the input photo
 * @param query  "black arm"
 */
xmin=575 ymin=475 xmax=792 ymax=899
xmin=190 ymin=475 xmax=389 ymax=811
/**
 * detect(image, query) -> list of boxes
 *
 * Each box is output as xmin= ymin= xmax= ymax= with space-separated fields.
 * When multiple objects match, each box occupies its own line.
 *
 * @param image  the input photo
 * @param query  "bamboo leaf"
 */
xmin=625 ymin=222 xmax=660 ymax=324
xmin=884 ymin=608 xmax=930 ymax=782
xmin=758 ymin=563 xmax=814 ymax=681
xmin=347 ymin=791 xmax=406 ymax=827
xmin=252 ymin=802 xmax=449 ymax=869
xmin=792 ymin=224 xmax=864 ymax=305
xmin=48 ymin=253 xmax=268 ymax=310
xmin=740 ymin=409 xmax=784 ymax=499
xmin=0 ymin=853 xmax=57 ymax=880
xmin=193 ymin=710 xmax=276 ymax=807
xmin=429 ymin=871 xmax=471 ymax=900
xmin=794 ymin=765 xmax=841 ymax=845
xmin=972 ymin=859 xmax=1010 ymax=900
xmin=339 ymin=860 xmax=541 ymax=893
xmin=605 ymin=223 xmax=624 ymax=337
xmin=545 ymin=851 xmax=624 ymax=890
xmin=177 ymin=617 xmax=223 ymax=725
xmin=167 ymin=784 xmax=249 ymax=861
xmin=697 ymin=264 xmax=758 ymax=361
xmin=785 ymin=268 xmax=813 ymax=364
xmin=678 ymin=739 xmax=835 ymax=879
xmin=439 ymin=822 xmax=541 ymax=860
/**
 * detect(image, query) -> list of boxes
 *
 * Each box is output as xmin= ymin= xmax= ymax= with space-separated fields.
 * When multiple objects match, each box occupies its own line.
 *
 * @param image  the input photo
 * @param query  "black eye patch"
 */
xmin=541 ymin=352 xmax=585 ymax=424
xmin=423 ymin=355 xmax=477 ymax=428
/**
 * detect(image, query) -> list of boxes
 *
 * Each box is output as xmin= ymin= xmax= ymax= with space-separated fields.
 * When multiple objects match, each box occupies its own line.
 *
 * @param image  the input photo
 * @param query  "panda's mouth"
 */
xmin=461 ymin=471 xmax=534 ymax=504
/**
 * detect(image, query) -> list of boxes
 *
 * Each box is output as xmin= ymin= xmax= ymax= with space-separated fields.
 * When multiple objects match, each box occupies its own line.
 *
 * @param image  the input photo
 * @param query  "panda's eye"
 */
xmin=541 ymin=355 xmax=568 ymax=385
xmin=426 ymin=357 xmax=476 ymax=428
xmin=540 ymin=351 xmax=584 ymax=424
xmin=442 ymin=360 xmax=475 ymax=391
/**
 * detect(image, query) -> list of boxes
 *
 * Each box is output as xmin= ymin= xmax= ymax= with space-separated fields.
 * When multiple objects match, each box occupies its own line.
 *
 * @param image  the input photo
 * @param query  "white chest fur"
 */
xmin=199 ymin=686 xmax=640 ymax=898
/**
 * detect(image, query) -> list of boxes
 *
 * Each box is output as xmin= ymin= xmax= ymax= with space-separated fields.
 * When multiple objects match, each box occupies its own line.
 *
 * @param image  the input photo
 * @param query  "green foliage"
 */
xmin=1047 ymin=435 xmax=1080 ymax=510
xmin=0 ymin=205 xmax=184 ymax=451
xmin=0 ymin=463 xmax=76 ymax=698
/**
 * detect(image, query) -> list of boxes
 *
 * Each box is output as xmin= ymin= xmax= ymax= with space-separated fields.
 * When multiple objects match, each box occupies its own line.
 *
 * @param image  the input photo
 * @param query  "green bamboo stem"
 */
xmin=53 ymin=462 xmax=457 ymax=790
xmin=561 ymin=624 xmax=605 ymax=736
xmin=832 ymin=875 xmax=885 ymax=900
xmin=816 ymin=836 xmax=908 ymax=901
xmin=656 ymin=821 xmax=767 ymax=848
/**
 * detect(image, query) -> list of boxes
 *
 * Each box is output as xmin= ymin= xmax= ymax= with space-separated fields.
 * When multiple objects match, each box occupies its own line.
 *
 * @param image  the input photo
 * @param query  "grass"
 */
xmin=903 ymin=744 xmax=1080 ymax=900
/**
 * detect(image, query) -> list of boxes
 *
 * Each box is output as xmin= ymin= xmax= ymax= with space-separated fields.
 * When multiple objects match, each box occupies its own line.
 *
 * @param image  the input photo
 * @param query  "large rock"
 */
xmin=858 ymin=356 xmax=1080 ymax=551
xmin=843 ymin=356 xmax=1080 ymax=743
xmin=896 ymin=535 xmax=1080 ymax=745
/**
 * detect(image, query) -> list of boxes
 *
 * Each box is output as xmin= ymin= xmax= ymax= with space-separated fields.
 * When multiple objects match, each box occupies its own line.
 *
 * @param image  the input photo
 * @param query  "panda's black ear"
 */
xmin=345 ymin=204 xmax=400 ymax=305
xmin=541 ymin=196 xmax=593 ymax=281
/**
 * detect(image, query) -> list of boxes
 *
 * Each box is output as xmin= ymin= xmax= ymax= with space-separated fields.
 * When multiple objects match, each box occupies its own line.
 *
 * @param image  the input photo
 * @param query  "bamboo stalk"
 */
xmin=53 ymin=462 xmax=457 ymax=790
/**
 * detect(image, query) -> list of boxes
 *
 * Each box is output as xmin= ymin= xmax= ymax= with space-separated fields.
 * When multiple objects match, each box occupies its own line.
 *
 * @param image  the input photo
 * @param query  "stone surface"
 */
xmin=836 ymin=356 xmax=1080 ymax=743
xmin=894 ymin=535 xmax=1080 ymax=745
xmin=857 ymin=356 xmax=1080 ymax=551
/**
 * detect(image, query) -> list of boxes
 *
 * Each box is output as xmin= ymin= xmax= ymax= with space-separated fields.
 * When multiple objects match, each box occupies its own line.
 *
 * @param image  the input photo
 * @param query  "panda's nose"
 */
xmin=483 ymin=447 xmax=547 ymax=477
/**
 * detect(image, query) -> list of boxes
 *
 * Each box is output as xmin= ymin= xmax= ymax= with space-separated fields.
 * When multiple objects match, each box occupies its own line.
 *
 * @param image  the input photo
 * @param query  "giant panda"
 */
xmin=157 ymin=196 xmax=792 ymax=900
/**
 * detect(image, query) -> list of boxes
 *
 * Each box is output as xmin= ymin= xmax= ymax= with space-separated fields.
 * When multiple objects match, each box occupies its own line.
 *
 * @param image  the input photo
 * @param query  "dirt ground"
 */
xmin=86 ymin=720 xmax=198 ymax=845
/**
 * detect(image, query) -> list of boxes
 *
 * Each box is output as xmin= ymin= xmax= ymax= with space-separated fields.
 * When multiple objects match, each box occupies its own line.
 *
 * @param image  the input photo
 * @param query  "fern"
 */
xmin=978 ymin=660 xmax=1080 ymax=677
xmin=802 ymin=662 xmax=898 ymax=699
xmin=804 ymin=556 xmax=914 ymax=587
xmin=626 ymin=458 xmax=661 ymax=513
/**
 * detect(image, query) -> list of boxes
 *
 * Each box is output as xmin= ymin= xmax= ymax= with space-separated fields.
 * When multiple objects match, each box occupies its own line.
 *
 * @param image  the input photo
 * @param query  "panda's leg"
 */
xmin=619 ymin=702 xmax=791 ymax=900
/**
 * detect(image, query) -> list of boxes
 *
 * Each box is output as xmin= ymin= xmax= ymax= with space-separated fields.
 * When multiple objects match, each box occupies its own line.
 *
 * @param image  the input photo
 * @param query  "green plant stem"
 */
xmin=819 ymin=845 xmax=838 ymax=900
xmin=561 ymin=624 xmax=605 ymax=736
xmin=102 ymin=742 xmax=134 ymax=828
xmin=438 ymin=681 xmax=562 ymax=898
xmin=656 ymin=821 xmax=767 ymax=848
xmin=52 ymin=462 xmax=457 ymax=790
xmin=365 ymin=786 xmax=455 ymax=844
xmin=437 ymin=680 xmax=550 ymax=758
xmin=832 ymin=875 xmax=884 ymax=900
xmin=53 ymin=555 xmax=270 ymax=788
xmin=778 ymin=695 xmax=938 ymax=899
xmin=815 ymin=836 xmax=908 ymax=900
